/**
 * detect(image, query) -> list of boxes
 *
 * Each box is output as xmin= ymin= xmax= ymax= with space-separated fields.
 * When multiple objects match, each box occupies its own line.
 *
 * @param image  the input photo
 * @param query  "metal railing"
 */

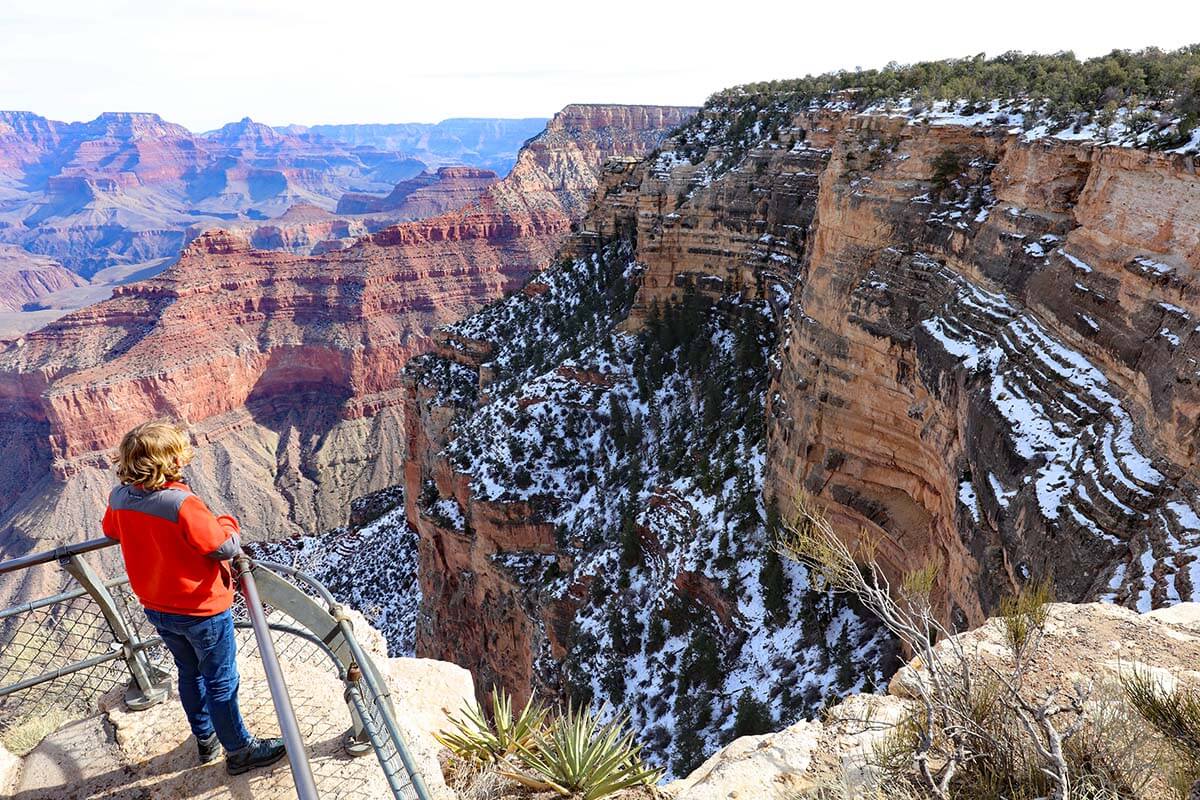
xmin=235 ymin=553 xmax=321 ymax=799
xmin=0 ymin=538 xmax=432 ymax=800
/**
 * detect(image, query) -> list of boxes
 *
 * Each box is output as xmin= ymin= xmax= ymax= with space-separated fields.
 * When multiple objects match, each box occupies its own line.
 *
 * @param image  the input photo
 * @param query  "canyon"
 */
xmin=280 ymin=117 xmax=549 ymax=175
xmin=399 ymin=92 xmax=1200 ymax=773
xmin=0 ymin=104 xmax=696 ymax=576
xmin=3 ymin=49 xmax=1200 ymax=791
xmin=0 ymin=112 xmax=558 ymax=337
xmin=0 ymin=246 xmax=86 ymax=315
xmin=0 ymin=112 xmax=424 ymax=276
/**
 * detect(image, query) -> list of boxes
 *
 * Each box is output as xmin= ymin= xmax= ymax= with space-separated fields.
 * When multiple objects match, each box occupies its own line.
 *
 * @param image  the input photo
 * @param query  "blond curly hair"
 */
xmin=115 ymin=420 xmax=194 ymax=490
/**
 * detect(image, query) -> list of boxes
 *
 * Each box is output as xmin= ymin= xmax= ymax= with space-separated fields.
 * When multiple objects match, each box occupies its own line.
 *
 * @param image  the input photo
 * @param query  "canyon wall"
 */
xmin=584 ymin=102 xmax=1200 ymax=626
xmin=0 ymin=104 xmax=695 ymax=569
xmin=336 ymin=166 xmax=499 ymax=216
xmin=762 ymin=115 xmax=1200 ymax=626
xmin=0 ymin=246 xmax=87 ymax=314
xmin=400 ymin=99 xmax=1200 ymax=760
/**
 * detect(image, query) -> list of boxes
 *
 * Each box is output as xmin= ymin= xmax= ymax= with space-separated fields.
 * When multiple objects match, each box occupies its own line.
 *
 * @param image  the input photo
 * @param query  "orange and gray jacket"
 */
xmin=102 ymin=481 xmax=241 ymax=616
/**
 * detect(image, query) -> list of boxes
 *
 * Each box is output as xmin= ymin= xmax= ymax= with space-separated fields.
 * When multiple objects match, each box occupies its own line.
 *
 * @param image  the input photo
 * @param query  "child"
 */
xmin=102 ymin=420 xmax=287 ymax=775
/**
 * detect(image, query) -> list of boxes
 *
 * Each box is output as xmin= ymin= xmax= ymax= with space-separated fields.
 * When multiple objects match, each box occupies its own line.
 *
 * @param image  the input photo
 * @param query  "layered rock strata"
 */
xmin=0 ymin=112 xmax=426 ymax=277
xmin=0 ymin=104 xmax=696 ymax=561
xmin=336 ymin=166 xmax=499 ymax=216
xmin=400 ymin=100 xmax=1200 ymax=730
xmin=0 ymin=246 xmax=86 ymax=313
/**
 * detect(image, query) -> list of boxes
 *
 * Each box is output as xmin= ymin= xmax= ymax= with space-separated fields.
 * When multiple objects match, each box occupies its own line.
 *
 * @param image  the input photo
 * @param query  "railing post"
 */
xmin=58 ymin=550 xmax=167 ymax=711
xmin=234 ymin=554 xmax=320 ymax=800
xmin=342 ymin=661 xmax=372 ymax=756
xmin=332 ymin=609 xmax=434 ymax=800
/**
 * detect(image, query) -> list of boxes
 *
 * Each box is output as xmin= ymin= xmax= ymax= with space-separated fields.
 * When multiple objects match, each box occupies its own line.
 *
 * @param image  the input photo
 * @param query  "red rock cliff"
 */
xmin=0 ymin=104 xmax=696 ymax=553
xmin=400 ymin=102 xmax=1200 ymax=710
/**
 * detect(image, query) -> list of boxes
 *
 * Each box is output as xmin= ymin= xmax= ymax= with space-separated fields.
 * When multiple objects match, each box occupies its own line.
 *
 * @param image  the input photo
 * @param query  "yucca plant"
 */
xmin=508 ymin=704 xmax=662 ymax=799
xmin=433 ymin=688 xmax=549 ymax=765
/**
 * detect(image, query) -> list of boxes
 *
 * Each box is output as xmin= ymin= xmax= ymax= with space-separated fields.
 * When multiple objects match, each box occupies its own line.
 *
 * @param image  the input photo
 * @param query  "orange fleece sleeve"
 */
xmin=102 ymin=505 xmax=119 ymax=540
xmin=178 ymin=495 xmax=240 ymax=557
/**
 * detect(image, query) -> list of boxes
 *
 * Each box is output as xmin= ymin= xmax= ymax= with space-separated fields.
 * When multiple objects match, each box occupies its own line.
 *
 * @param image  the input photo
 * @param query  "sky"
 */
xmin=0 ymin=0 xmax=1196 ymax=132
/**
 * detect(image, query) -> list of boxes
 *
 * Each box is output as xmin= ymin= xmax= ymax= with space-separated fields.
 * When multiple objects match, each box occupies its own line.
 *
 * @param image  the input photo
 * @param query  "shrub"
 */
xmin=774 ymin=490 xmax=1166 ymax=800
xmin=509 ymin=704 xmax=662 ymax=799
xmin=1123 ymin=668 xmax=1200 ymax=796
xmin=930 ymin=149 xmax=962 ymax=195
xmin=732 ymin=689 xmax=775 ymax=738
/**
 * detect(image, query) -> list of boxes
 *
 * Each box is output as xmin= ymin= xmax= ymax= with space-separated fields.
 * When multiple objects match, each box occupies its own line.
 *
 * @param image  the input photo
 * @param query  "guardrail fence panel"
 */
xmin=0 ymin=538 xmax=433 ymax=800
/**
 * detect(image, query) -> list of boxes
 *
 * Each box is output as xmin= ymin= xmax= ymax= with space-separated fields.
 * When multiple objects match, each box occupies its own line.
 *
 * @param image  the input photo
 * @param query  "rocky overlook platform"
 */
xmin=4 ymin=602 xmax=1198 ymax=799
xmin=1 ymin=626 xmax=473 ymax=800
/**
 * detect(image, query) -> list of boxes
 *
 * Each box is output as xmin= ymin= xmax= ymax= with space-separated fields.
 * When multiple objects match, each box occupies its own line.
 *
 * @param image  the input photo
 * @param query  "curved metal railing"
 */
xmin=0 ymin=538 xmax=432 ymax=800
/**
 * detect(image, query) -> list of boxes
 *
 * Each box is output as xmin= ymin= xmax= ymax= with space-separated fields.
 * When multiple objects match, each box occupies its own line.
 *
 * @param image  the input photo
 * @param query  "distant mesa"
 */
xmin=335 ymin=166 xmax=499 ymax=215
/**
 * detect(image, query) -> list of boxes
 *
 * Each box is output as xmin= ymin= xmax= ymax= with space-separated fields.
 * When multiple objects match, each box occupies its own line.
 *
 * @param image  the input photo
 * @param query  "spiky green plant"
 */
xmin=1123 ymin=667 xmax=1200 ymax=796
xmin=510 ymin=704 xmax=662 ymax=799
xmin=433 ymin=688 xmax=549 ymax=765
xmin=1123 ymin=668 xmax=1200 ymax=757
xmin=998 ymin=577 xmax=1053 ymax=659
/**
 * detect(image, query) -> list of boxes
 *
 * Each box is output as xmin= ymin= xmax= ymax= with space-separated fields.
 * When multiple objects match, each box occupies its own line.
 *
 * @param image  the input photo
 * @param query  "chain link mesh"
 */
xmin=346 ymin=679 xmax=423 ymax=800
xmin=0 ymin=561 xmax=166 ymax=745
xmin=0 ymin=548 xmax=427 ymax=800
xmin=229 ymin=566 xmax=425 ymax=799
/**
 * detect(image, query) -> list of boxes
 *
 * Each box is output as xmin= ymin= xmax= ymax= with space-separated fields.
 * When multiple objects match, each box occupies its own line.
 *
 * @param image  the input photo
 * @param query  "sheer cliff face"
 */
xmin=400 ymin=99 xmax=1200 ymax=748
xmin=0 ymin=104 xmax=696 ymax=557
xmin=625 ymin=106 xmax=1200 ymax=624
xmin=763 ymin=115 xmax=1200 ymax=625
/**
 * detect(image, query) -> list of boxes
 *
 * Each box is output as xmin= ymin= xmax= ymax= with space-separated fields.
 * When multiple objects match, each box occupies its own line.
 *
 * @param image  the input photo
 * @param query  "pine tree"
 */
xmin=732 ymin=689 xmax=775 ymax=738
xmin=683 ymin=628 xmax=722 ymax=690
xmin=646 ymin=613 xmax=667 ymax=654
xmin=834 ymin=627 xmax=857 ymax=691
xmin=671 ymin=694 xmax=708 ymax=777
xmin=759 ymin=548 xmax=790 ymax=627
xmin=619 ymin=508 xmax=642 ymax=568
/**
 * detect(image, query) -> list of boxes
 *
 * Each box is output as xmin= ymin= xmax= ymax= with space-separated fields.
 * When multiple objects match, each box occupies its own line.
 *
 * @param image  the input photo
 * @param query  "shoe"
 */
xmin=226 ymin=736 xmax=287 ymax=776
xmin=198 ymin=732 xmax=220 ymax=764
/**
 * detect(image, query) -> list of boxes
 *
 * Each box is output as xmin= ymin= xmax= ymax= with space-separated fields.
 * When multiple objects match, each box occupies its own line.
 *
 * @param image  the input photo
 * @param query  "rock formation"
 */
xmin=577 ymin=99 xmax=1200 ymax=626
xmin=336 ymin=166 xmax=499 ymax=216
xmin=757 ymin=112 xmax=1200 ymax=627
xmin=285 ymin=117 xmax=549 ymax=174
xmin=221 ymin=167 xmax=502 ymax=257
xmin=0 ymin=111 xmax=426 ymax=278
xmin=0 ymin=104 xmax=695 ymax=570
xmin=399 ymin=94 xmax=1200 ymax=775
xmin=0 ymin=246 xmax=86 ymax=314
xmin=665 ymin=601 xmax=1200 ymax=799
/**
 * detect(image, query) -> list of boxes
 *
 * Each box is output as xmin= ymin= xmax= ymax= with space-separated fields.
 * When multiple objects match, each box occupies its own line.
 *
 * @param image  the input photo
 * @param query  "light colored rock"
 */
xmin=672 ymin=602 xmax=1200 ymax=797
xmin=341 ymin=604 xmax=389 ymax=659
xmin=666 ymin=694 xmax=911 ymax=800
xmin=666 ymin=719 xmax=823 ymax=799
xmin=886 ymin=657 xmax=924 ymax=700
xmin=1147 ymin=601 xmax=1200 ymax=632
xmin=825 ymin=694 xmax=910 ymax=789
xmin=378 ymin=656 xmax=475 ymax=747
xmin=0 ymin=739 xmax=20 ymax=796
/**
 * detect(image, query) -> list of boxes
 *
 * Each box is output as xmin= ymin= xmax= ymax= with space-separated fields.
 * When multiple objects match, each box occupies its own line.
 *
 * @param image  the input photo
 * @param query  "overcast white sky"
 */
xmin=0 ymin=1 xmax=1195 ymax=131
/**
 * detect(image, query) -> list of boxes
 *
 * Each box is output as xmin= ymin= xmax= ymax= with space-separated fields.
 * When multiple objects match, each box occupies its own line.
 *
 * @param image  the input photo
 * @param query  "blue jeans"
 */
xmin=144 ymin=608 xmax=253 ymax=752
